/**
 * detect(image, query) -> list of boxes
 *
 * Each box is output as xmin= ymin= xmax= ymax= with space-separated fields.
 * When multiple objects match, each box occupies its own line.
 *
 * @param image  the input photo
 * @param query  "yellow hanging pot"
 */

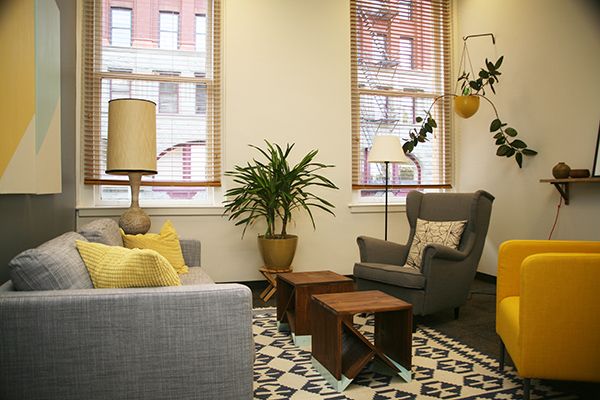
xmin=454 ymin=95 xmax=480 ymax=118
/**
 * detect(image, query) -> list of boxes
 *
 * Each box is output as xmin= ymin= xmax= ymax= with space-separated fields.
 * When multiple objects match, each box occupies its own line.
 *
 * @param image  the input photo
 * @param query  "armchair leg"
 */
xmin=499 ymin=339 xmax=505 ymax=371
xmin=454 ymin=307 xmax=460 ymax=319
xmin=523 ymin=378 xmax=531 ymax=400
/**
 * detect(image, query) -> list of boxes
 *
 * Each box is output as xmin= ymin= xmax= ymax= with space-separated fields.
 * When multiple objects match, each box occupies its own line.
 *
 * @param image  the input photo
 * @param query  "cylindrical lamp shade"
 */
xmin=106 ymin=99 xmax=157 ymax=175
xmin=368 ymin=135 xmax=410 ymax=164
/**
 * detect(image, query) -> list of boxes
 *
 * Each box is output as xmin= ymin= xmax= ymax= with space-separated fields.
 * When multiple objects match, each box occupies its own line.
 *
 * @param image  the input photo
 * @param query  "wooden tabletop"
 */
xmin=312 ymin=290 xmax=412 ymax=315
xmin=277 ymin=270 xmax=353 ymax=286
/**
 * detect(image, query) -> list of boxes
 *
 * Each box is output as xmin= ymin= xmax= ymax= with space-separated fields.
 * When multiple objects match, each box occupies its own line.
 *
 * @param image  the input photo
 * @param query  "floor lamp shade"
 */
xmin=368 ymin=135 xmax=410 ymax=164
xmin=368 ymin=135 xmax=410 ymax=241
xmin=107 ymin=99 xmax=158 ymax=175
xmin=106 ymin=99 xmax=157 ymax=235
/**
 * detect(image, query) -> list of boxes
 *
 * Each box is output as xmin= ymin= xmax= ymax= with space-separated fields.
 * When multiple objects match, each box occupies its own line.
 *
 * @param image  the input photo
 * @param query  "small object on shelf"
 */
xmin=569 ymin=169 xmax=590 ymax=179
xmin=552 ymin=162 xmax=571 ymax=179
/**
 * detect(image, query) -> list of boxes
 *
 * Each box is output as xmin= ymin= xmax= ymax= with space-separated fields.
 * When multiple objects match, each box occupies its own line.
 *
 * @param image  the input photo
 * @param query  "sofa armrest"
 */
xmin=357 ymin=236 xmax=409 ymax=266
xmin=497 ymin=240 xmax=600 ymax=307
xmin=180 ymin=238 xmax=201 ymax=267
xmin=518 ymin=253 xmax=600 ymax=380
xmin=0 ymin=284 xmax=253 ymax=400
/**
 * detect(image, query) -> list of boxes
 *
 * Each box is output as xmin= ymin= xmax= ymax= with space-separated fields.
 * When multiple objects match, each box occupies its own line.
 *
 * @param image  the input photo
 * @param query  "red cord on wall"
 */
xmin=547 ymin=195 xmax=563 ymax=240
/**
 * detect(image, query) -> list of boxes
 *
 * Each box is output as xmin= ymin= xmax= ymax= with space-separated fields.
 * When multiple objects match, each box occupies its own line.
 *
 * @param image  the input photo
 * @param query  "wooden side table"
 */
xmin=259 ymin=267 xmax=292 ymax=302
xmin=277 ymin=271 xmax=355 ymax=346
xmin=310 ymin=290 xmax=412 ymax=391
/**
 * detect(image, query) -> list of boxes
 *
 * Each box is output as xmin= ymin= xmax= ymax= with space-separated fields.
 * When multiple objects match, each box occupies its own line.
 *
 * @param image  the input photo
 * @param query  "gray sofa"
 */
xmin=0 ymin=219 xmax=254 ymax=400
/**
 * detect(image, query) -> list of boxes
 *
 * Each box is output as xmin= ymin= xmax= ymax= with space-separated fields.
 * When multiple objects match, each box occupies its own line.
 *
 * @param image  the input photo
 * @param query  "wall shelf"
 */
xmin=539 ymin=177 xmax=600 ymax=205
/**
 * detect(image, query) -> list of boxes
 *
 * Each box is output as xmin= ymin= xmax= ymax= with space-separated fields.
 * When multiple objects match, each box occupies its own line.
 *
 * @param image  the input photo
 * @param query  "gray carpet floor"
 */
xmin=242 ymin=275 xmax=600 ymax=399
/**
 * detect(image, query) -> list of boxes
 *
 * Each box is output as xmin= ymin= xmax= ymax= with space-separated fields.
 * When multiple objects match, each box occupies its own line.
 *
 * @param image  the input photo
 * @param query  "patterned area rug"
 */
xmin=253 ymin=309 xmax=573 ymax=400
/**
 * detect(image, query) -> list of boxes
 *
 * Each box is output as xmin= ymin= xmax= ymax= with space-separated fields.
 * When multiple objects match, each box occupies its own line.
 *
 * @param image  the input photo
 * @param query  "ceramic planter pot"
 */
xmin=454 ymin=95 xmax=480 ymax=119
xmin=552 ymin=162 xmax=571 ymax=179
xmin=258 ymin=235 xmax=298 ymax=270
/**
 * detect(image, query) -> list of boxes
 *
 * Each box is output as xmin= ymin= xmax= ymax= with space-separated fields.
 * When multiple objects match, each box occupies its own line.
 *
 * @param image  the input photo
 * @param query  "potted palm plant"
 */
xmin=223 ymin=141 xmax=338 ymax=270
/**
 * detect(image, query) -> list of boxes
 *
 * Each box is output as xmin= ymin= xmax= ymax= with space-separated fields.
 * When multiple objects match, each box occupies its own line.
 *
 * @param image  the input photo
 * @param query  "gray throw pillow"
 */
xmin=78 ymin=218 xmax=123 ymax=247
xmin=8 ymin=232 xmax=94 ymax=291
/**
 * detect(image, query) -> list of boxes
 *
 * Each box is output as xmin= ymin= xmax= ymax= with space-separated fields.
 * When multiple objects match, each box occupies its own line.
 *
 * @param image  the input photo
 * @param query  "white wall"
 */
xmin=78 ymin=0 xmax=410 ymax=282
xmin=78 ymin=0 xmax=600 ymax=281
xmin=455 ymin=0 xmax=600 ymax=274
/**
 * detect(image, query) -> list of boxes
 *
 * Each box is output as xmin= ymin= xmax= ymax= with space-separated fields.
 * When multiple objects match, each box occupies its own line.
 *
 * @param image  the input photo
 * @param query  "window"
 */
xmin=351 ymin=0 xmax=452 ymax=201
xmin=108 ymin=68 xmax=132 ymax=99
xmin=159 ymin=11 xmax=179 ymax=50
xmin=157 ymin=71 xmax=180 ymax=113
xmin=82 ymin=0 xmax=221 ymax=204
xmin=195 ymin=72 xmax=207 ymax=114
xmin=196 ymin=14 xmax=206 ymax=53
xmin=110 ymin=8 xmax=131 ymax=47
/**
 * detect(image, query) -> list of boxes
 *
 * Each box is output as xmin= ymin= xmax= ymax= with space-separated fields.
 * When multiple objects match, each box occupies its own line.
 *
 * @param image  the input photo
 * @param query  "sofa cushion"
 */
xmin=8 ymin=232 xmax=93 ymax=291
xmin=180 ymin=267 xmax=215 ymax=285
xmin=121 ymin=220 xmax=188 ymax=274
xmin=76 ymin=241 xmax=181 ymax=288
xmin=78 ymin=218 xmax=123 ymax=247
xmin=353 ymin=262 xmax=426 ymax=289
xmin=406 ymin=218 xmax=467 ymax=270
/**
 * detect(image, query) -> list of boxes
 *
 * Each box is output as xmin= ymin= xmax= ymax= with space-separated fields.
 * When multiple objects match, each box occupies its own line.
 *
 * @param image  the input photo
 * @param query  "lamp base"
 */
xmin=119 ymin=206 xmax=151 ymax=235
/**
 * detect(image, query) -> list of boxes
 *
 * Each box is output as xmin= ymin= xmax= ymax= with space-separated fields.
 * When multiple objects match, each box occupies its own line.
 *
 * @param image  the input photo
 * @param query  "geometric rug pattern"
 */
xmin=253 ymin=310 xmax=575 ymax=400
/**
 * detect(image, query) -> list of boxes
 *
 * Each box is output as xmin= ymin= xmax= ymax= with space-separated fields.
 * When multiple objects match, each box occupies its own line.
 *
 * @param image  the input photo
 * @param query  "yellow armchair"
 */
xmin=496 ymin=240 xmax=600 ymax=399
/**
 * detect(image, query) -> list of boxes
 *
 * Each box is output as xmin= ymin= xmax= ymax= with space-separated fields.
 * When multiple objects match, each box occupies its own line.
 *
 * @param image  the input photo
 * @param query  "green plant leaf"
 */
xmin=515 ymin=152 xmax=523 ymax=168
xmin=403 ymin=141 xmax=414 ymax=153
xmin=496 ymin=145 xmax=510 ymax=156
xmin=490 ymin=119 xmax=502 ymax=132
xmin=505 ymin=127 xmax=518 ymax=137
xmin=479 ymin=70 xmax=489 ymax=79
xmin=495 ymin=55 xmax=504 ymax=69
xmin=428 ymin=118 xmax=437 ymax=128
xmin=511 ymin=139 xmax=527 ymax=148
xmin=416 ymin=116 xmax=423 ymax=123
xmin=495 ymin=137 xmax=505 ymax=145
xmin=522 ymin=149 xmax=538 ymax=156
xmin=424 ymin=123 xmax=432 ymax=133
xmin=505 ymin=147 xmax=516 ymax=157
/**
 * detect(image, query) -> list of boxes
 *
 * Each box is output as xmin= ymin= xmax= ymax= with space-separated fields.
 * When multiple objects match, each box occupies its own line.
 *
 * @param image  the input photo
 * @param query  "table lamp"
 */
xmin=106 ymin=98 xmax=157 ymax=235
xmin=368 ymin=135 xmax=410 ymax=240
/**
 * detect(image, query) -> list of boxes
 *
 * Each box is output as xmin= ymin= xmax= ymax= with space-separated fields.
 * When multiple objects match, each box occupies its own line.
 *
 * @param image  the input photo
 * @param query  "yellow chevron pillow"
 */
xmin=121 ymin=220 xmax=189 ymax=274
xmin=75 ymin=241 xmax=181 ymax=288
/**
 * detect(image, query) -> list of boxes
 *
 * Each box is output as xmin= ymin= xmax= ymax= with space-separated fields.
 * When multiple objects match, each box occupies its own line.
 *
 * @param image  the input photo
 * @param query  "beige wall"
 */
xmin=455 ymin=0 xmax=600 ymax=274
xmin=78 ymin=0 xmax=600 ymax=281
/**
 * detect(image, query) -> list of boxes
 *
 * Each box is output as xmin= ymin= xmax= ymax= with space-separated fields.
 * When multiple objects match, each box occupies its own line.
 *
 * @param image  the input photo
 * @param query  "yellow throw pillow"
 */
xmin=75 ymin=241 xmax=181 ymax=288
xmin=121 ymin=220 xmax=189 ymax=274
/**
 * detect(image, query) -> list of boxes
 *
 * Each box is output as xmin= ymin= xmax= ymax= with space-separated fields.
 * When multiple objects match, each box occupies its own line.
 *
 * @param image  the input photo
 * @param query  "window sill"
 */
xmin=348 ymin=203 xmax=406 ymax=214
xmin=77 ymin=206 xmax=225 ymax=218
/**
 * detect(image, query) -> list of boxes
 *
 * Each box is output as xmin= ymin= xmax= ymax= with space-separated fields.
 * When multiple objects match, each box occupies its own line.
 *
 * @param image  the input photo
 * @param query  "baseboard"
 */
xmin=475 ymin=271 xmax=496 ymax=284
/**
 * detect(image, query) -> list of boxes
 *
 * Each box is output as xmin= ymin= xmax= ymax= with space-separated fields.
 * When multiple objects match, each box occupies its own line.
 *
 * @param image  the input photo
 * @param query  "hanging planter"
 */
xmin=402 ymin=34 xmax=538 ymax=168
xmin=453 ymin=95 xmax=480 ymax=118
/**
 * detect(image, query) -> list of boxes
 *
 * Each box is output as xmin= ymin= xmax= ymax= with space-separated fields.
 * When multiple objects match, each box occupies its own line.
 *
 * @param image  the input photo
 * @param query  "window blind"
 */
xmin=351 ymin=0 xmax=452 ymax=190
xmin=82 ymin=0 xmax=221 ymax=189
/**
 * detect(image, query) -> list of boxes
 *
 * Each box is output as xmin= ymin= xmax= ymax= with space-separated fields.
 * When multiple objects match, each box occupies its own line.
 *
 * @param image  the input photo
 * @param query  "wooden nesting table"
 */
xmin=277 ymin=271 xmax=355 ymax=346
xmin=310 ymin=290 xmax=412 ymax=391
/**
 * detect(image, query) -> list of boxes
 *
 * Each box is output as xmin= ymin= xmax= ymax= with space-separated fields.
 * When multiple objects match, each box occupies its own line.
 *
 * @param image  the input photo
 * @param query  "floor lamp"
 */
xmin=106 ymin=98 xmax=157 ymax=235
xmin=368 ymin=135 xmax=410 ymax=240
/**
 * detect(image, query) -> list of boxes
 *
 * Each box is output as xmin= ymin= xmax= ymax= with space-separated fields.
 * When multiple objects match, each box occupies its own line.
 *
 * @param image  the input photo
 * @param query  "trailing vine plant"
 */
xmin=402 ymin=55 xmax=537 ymax=168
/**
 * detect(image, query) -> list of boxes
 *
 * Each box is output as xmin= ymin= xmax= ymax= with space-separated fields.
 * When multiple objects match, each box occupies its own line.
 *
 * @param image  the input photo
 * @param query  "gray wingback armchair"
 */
xmin=353 ymin=190 xmax=494 ymax=317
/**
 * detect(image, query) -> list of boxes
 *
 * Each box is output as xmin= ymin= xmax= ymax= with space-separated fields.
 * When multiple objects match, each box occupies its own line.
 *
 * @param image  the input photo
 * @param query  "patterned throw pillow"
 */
xmin=406 ymin=219 xmax=467 ymax=271
xmin=76 ymin=241 xmax=181 ymax=288
xmin=121 ymin=220 xmax=188 ymax=274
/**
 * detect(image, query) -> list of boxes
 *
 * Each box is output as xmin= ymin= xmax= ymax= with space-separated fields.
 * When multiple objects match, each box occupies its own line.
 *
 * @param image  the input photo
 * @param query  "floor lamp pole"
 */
xmin=384 ymin=161 xmax=389 ymax=241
